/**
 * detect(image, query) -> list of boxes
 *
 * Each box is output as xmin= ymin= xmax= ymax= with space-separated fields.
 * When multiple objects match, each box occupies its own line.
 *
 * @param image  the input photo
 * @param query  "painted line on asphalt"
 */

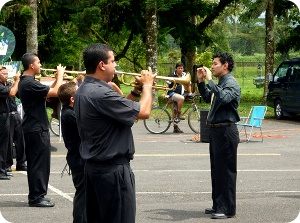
xmin=136 ymin=190 xmax=300 ymax=195
xmin=51 ymin=153 xmax=281 ymax=158
xmin=16 ymin=172 xmax=74 ymax=203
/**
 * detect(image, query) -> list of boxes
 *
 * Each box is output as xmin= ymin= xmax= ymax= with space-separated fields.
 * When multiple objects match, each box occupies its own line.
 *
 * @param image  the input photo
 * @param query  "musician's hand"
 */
xmin=141 ymin=67 xmax=155 ymax=86
xmin=203 ymin=66 xmax=212 ymax=80
xmin=13 ymin=71 xmax=20 ymax=82
xmin=197 ymin=67 xmax=205 ymax=82
xmin=161 ymin=93 xmax=166 ymax=99
xmin=56 ymin=64 xmax=66 ymax=78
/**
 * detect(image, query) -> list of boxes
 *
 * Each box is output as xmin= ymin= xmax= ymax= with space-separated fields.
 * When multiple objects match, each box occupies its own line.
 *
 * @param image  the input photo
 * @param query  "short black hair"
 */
xmin=83 ymin=43 xmax=113 ymax=74
xmin=21 ymin=53 xmax=38 ymax=70
xmin=175 ymin=62 xmax=184 ymax=68
xmin=58 ymin=82 xmax=77 ymax=105
xmin=213 ymin=52 xmax=234 ymax=72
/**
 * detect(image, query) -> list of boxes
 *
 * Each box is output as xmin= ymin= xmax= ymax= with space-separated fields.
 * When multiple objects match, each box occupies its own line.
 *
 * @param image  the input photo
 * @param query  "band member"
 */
xmin=18 ymin=53 xmax=65 ymax=207
xmin=74 ymin=43 xmax=154 ymax=222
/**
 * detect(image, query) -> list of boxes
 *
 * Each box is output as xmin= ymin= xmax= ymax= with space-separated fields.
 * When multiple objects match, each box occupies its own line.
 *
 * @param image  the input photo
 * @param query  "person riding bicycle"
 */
xmin=162 ymin=62 xmax=192 ymax=133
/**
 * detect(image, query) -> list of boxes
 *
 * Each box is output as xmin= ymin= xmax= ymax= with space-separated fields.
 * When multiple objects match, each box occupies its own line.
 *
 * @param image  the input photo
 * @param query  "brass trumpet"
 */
xmin=40 ymin=68 xmax=86 ymax=75
xmin=115 ymin=70 xmax=191 ymax=91
xmin=37 ymin=68 xmax=86 ymax=81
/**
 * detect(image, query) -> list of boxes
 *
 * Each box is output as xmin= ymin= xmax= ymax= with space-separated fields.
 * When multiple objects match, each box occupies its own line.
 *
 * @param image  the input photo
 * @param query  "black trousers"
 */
xmin=6 ymin=113 xmax=26 ymax=167
xmin=71 ymin=170 xmax=87 ymax=223
xmin=209 ymin=124 xmax=239 ymax=216
xmin=24 ymin=130 xmax=51 ymax=202
xmin=0 ymin=114 xmax=10 ymax=176
xmin=85 ymin=160 xmax=136 ymax=223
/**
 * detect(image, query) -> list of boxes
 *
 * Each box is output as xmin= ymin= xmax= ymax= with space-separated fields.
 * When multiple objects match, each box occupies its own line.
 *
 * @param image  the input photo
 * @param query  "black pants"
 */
xmin=0 ymin=114 xmax=9 ymax=176
xmin=71 ymin=170 xmax=87 ymax=223
xmin=6 ymin=113 xmax=26 ymax=167
xmin=209 ymin=124 xmax=239 ymax=216
xmin=85 ymin=160 xmax=136 ymax=223
xmin=24 ymin=130 xmax=51 ymax=202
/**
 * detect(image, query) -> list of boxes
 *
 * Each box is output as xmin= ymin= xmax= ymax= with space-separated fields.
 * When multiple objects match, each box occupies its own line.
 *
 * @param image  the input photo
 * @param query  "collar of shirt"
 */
xmin=84 ymin=76 xmax=112 ymax=89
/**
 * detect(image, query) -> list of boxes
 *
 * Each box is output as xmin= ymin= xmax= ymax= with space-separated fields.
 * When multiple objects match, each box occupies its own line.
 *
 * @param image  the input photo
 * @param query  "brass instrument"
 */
xmin=40 ymin=68 xmax=86 ymax=75
xmin=115 ymin=70 xmax=191 ymax=91
xmin=37 ymin=68 xmax=86 ymax=81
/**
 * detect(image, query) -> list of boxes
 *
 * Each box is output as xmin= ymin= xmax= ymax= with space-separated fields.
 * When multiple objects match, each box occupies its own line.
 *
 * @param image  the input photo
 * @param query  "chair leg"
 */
xmin=260 ymin=127 xmax=263 ymax=142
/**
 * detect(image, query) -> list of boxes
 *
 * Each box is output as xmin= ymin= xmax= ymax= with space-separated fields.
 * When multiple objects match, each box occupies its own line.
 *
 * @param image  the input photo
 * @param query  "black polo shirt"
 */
xmin=18 ymin=75 xmax=50 ymax=132
xmin=74 ymin=76 xmax=140 ymax=161
xmin=60 ymin=105 xmax=85 ymax=173
xmin=0 ymin=82 xmax=9 ymax=113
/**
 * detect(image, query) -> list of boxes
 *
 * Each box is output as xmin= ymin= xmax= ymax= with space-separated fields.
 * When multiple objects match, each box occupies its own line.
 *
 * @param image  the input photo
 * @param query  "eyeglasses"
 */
xmin=2 ymin=73 xmax=8 ymax=75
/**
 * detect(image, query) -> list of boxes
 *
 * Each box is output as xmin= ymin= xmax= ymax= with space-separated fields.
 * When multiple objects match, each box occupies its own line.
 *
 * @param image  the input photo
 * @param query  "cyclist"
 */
xmin=162 ymin=62 xmax=192 ymax=133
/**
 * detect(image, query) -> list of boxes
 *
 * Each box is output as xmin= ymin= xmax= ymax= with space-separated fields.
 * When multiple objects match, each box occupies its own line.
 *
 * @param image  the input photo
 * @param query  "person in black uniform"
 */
xmin=0 ymin=67 xmax=19 ymax=180
xmin=57 ymin=82 xmax=86 ymax=223
xmin=0 ymin=68 xmax=27 ymax=173
xmin=74 ymin=43 xmax=154 ymax=223
xmin=197 ymin=52 xmax=240 ymax=219
xmin=18 ymin=53 xmax=65 ymax=207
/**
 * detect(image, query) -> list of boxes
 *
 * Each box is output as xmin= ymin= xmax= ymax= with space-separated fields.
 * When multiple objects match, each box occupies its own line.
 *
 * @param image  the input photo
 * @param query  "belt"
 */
xmin=9 ymin=111 xmax=17 ymax=115
xmin=87 ymin=157 xmax=130 ymax=165
xmin=208 ymin=122 xmax=235 ymax=128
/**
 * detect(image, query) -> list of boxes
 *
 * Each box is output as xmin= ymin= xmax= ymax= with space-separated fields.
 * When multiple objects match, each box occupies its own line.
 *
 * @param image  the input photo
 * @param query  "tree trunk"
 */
xmin=146 ymin=1 xmax=158 ymax=107
xmin=26 ymin=0 xmax=38 ymax=53
xmin=264 ymin=0 xmax=274 ymax=103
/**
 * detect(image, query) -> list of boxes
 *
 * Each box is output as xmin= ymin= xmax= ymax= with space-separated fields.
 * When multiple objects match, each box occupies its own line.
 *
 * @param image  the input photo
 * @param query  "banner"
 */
xmin=0 ymin=25 xmax=16 ymax=63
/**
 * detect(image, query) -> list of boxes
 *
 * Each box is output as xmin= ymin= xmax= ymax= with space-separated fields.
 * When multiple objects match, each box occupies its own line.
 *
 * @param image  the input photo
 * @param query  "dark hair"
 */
xmin=83 ymin=43 xmax=113 ymax=74
xmin=58 ymin=82 xmax=77 ymax=105
xmin=21 ymin=53 xmax=38 ymax=70
xmin=213 ymin=52 xmax=234 ymax=72
xmin=175 ymin=62 xmax=184 ymax=68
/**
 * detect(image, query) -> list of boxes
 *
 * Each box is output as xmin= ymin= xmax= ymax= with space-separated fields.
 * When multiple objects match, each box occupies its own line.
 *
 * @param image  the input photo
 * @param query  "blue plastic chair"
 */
xmin=236 ymin=106 xmax=267 ymax=142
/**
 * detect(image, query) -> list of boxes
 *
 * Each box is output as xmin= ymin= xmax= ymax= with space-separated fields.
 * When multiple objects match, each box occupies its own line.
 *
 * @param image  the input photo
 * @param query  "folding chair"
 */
xmin=236 ymin=106 xmax=267 ymax=142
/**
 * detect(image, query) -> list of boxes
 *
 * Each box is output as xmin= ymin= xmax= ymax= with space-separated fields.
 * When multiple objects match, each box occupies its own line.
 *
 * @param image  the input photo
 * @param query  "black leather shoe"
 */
xmin=211 ymin=213 xmax=235 ymax=219
xmin=16 ymin=165 xmax=27 ymax=171
xmin=205 ymin=208 xmax=216 ymax=214
xmin=0 ymin=175 xmax=10 ymax=180
xmin=29 ymin=198 xmax=55 ymax=207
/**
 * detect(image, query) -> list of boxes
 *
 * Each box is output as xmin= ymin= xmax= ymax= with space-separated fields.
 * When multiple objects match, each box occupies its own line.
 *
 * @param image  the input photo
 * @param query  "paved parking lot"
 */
xmin=0 ymin=118 xmax=299 ymax=223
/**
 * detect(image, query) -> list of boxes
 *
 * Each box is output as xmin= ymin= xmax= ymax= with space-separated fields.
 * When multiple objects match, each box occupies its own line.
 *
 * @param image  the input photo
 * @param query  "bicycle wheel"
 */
xmin=49 ymin=117 xmax=60 ymax=136
xmin=188 ymin=106 xmax=201 ymax=133
xmin=143 ymin=107 xmax=171 ymax=134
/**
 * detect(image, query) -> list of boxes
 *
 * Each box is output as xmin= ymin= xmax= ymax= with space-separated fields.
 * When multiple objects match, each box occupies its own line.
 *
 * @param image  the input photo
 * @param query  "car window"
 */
xmin=274 ymin=63 xmax=289 ymax=82
xmin=292 ymin=64 xmax=300 ymax=81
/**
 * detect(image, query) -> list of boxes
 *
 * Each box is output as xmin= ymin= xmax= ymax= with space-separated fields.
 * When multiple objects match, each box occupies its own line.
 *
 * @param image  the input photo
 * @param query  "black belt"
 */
xmin=87 ymin=157 xmax=130 ymax=165
xmin=208 ymin=122 xmax=235 ymax=128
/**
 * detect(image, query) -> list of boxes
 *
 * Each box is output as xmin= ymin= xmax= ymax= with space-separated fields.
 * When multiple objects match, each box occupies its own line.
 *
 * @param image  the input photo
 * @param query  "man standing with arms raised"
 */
xmin=18 ymin=53 xmax=65 ymax=207
xmin=197 ymin=52 xmax=240 ymax=219
xmin=74 ymin=43 xmax=154 ymax=223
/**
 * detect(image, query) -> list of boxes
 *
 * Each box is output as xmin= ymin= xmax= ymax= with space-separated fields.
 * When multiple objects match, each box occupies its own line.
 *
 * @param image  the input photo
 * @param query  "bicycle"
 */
xmin=49 ymin=116 xmax=60 ymax=136
xmin=143 ymin=94 xmax=201 ymax=134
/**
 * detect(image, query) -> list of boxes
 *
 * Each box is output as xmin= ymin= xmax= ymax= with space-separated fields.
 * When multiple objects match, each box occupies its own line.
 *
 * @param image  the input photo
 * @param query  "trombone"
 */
xmin=115 ymin=70 xmax=191 ymax=91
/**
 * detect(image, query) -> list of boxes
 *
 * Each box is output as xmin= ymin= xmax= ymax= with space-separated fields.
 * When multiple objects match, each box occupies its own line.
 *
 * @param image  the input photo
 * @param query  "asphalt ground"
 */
xmin=0 ymin=117 xmax=299 ymax=223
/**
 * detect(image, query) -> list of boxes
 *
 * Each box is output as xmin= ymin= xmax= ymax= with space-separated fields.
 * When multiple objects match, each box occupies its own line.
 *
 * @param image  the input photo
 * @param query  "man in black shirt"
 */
xmin=0 ymin=68 xmax=27 ymax=173
xmin=58 ymin=82 xmax=86 ymax=222
xmin=0 ymin=67 xmax=20 ymax=180
xmin=74 ymin=43 xmax=154 ymax=223
xmin=18 ymin=53 xmax=65 ymax=207
xmin=197 ymin=52 xmax=240 ymax=219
